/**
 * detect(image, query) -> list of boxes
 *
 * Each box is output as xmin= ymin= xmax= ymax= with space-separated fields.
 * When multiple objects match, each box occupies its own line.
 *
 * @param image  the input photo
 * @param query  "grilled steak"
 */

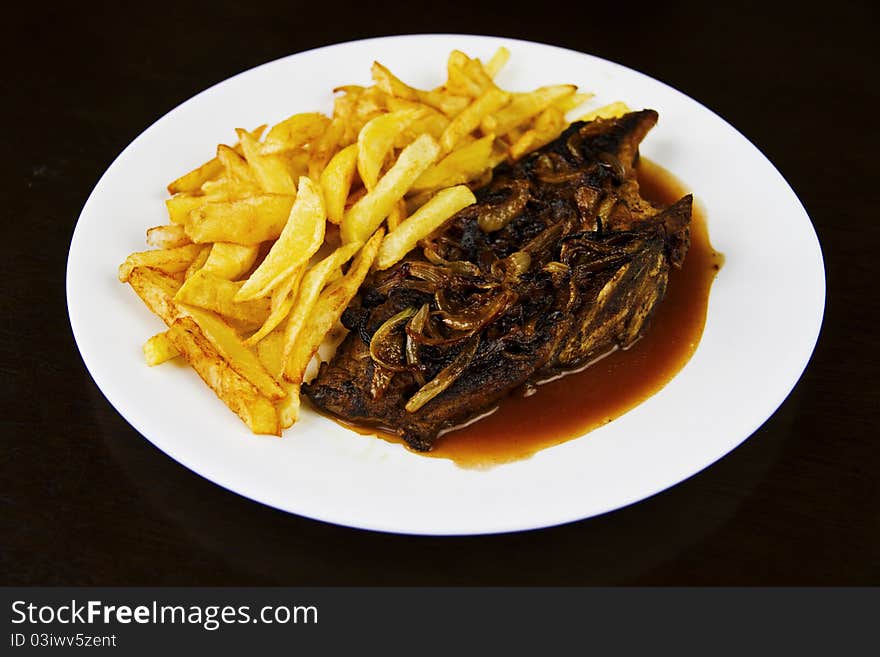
xmin=305 ymin=110 xmax=692 ymax=450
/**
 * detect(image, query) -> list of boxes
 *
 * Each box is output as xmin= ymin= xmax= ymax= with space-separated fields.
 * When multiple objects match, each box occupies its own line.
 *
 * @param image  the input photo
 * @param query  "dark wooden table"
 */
xmin=3 ymin=1 xmax=877 ymax=585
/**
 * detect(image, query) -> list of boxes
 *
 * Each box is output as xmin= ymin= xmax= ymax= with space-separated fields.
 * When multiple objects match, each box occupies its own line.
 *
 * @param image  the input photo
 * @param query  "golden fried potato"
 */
xmin=357 ymin=109 xmax=421 ymax=191
xmin=509 ymin=106 xmax=567 ymax=161
xmin=143 ymin=331 xmax=180 ymax=365
xmin=574 ymin=101 xmax=632 ymax=122
xmin=412 ymin=134 xmax=494 ymax=191
xmin=181 ymin=305 xmax=284 ymax=400
xmin=377 ymin=185 xmax=476 ymax=270
xmin=554 ymin=91 xmax=594 ymax=114
xmin=371 ymin=61 xmax=470 ymax=117
xmin=255 ymin=327 xmax=287 ymax=380
xmin=236 ymin=177 xmax=325 ymax=300
xmin=386 ymin=198 xmax=407 ymax=231
xmin=279 ymin=240 xmax=363 ymax=366
xmin=439 ymin=87 xmax=510 ymax=154
xmin=483 ymin=46 xmax=510 ymax=78
xmin=284 ymin=229 xmax=383 ymax=384
xmin=200 ymin=243 xmax=260 ymax=280
xmin=237 ymin=129 xmax=296 ymax=195
xmin=185 ymin=195 xmax=295 ymax=245
xmin=262 ymin=112 xmax=330 ymax=154
xmin=277 ymin=381 xmax=301 ymax=429
xmin=217 ymin=144 xmax=255 ymax=182
xmin=146 ymin=224 xmax=191 ymax=249
xmin=167 ymin=316 xmax=280 ymax=435
xmin=118 ymin=244 xmax=206 ymax=282
xmin=308 ymin=116 xmax=346 ymax=179
xmin=167 ymin=157 xmax=224 ymax=195
xmin=481 ymin=84 xmax=576 ymax=137
xmin=446 ymin=50 xmax=485 ymax=98
xmin=174 ymin=270 xmax=271 ymax=325
xmin=340 ymin=134 xmax=440 ymax=244
xmin=126 ymin=267 xmax=184 ymax=325
xmin=242 ymin=265 xmax=305 ymax=347
xmin=183 ymin=244 xmax=212 ymax=279
xmin=166 ymin=193 xmax=214 ymax=225
xmin=320 ymin=143 xmax=359 ymax=225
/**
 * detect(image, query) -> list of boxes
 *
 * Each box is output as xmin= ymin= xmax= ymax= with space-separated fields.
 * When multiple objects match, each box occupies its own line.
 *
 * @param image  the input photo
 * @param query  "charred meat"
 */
xmin=304 ymin=110 xmax=692 ymax=450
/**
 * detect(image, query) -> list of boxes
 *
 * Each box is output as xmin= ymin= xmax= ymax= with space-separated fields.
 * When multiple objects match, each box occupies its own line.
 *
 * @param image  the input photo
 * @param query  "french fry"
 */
xmin=183 ymin=244 xmax=212 ymax=279
xmin=386 ymin=199 xmax=407 ymax=231
xmin=181 ymin=305 xmax=285 ymax=400
xmin=341 ymin=134 xmax=440 ymax=244
xmin=480 ymin=84 xmax=576 ymax=137
xmin=201 ymin=243 xmax=260 ymax=280
xmin=446 ymin=50 xmax=484 ymax=98
xmin=143 ymin=331 xmax=180 ymax=366
xmin=483 ymin=46 xmax=510 ymax=78
xmin=166 ymin=125 xmax=265 ymax=195
xmin=185 ymin=195 xmax=295 ymax=245
xmin=320 ymin=143 xmax=359 ymax=225
xmin=167 ymin=316 xmax=280 ymax=435
xmin=165 ymin=192 xmax=222 ymax=225
xmin=146 ymin=224 xmax=191 ymax=249
xmin=278 ymin=241 xmax=362 ymax=364
xmin=127 ymin=267 xmax=184 ymax=326
xmin=167 ymin=157 xmax=224 ymax=195
xmin=242 ymin=265 xmax=305 ymax=347
xmin=284 ymin=229 xmax=383 ymax=384
xmin=277 ymin=382 xmax=301 ymax=429
xmin=255 ymin=327 xmax=287 ymax=381
xmin=278 ymin=149 xmax=311 ymax=182
xmin=377 ymin=185 xmax=476 ymax=270
xmin=308 ymin=116 xmax=346 ymax=179
xmin=118 ymin=244 xmax=205 ymax=282
xmin=262 ymin=112 xmax=330 ymax=154
xmin=509 ymin=106 xmax=567 ymax=161
xmin=397 ymin=105 xmax=450 ymax=145
xmin=216 ymin=144 xmax=261 ymax=193
xmin=371 ymin=61 xmax=470 ymax=117
xmin=555 ymin=91 xmax=594 ymax=114
xmin=236 ymin=177 xmax=325 ymax=301
xmin=357 ymin=109 xmax=421 ymax=191
xmin=237 ymin=129 xmax=296 ymax=195
xmin=174 ymin=270 xmax=271 ymax=325
xmin=439 ymin=87 xmax=510 ymax=154
xmin=465 ymin=57 xmax=498 ymax=92
xmin=574 ymin=101 xmax=632 ymax=122
xmin=412 ymin=134 xmax=494 ymax=191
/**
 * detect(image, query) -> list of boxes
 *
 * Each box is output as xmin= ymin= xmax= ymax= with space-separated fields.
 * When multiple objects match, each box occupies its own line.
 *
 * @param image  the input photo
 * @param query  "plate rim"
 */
xmin=66 ymin=33 xmax=826 ymax=536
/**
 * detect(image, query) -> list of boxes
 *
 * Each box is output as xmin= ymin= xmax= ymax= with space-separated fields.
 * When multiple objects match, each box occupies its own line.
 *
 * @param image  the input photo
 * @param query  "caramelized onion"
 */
xmin=478 ymin=180 xmax=529 ymax=233
xmin=422 ymin=242 xmax=482 ymax=276
xmin=505 ymin=251 xmax=531 ymax=278
xmin=534 ymin=153 xmax=583 ymax=184
xmin=597 ymin=151 xmax=626 ymax=181
xmin=405 ymin=335 xmax=480 ymax=413
xmin=439 ymin=289 xmax=517 ymax=332
xmin=407 ymin=261 xmax=451 ymax=285
xmin=522 ymin=223 xmax=563 ymax=256
xmin=490 ymin=250 xmax=531 ymax=281
xmin=369 ymin=307 xmax=416 ymax=372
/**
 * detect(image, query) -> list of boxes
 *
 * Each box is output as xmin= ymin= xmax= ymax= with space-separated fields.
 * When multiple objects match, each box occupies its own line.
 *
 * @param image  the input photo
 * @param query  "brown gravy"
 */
xmin=316 ymin=159 xmax=724 ymax=467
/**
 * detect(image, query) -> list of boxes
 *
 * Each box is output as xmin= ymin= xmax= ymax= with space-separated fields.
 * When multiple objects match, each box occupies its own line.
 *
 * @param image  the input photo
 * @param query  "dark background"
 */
xmin=3 ymin=0 xmax=877 ymax=585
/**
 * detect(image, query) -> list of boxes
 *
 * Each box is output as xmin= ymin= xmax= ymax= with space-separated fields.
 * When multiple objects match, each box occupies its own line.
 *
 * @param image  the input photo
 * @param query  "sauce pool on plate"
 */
xmin=312 ymin=158 xmax=724 ymax=468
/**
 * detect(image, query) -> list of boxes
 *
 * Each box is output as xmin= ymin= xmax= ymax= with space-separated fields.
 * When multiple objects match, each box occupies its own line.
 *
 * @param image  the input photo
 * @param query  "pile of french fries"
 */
xmin=118 ymin=47 xmax=630 ymax=436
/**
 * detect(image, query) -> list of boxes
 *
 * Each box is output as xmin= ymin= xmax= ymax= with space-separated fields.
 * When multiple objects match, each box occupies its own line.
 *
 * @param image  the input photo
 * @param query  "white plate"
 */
xmin=67 ymin=34 xmax=825 ymax=535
